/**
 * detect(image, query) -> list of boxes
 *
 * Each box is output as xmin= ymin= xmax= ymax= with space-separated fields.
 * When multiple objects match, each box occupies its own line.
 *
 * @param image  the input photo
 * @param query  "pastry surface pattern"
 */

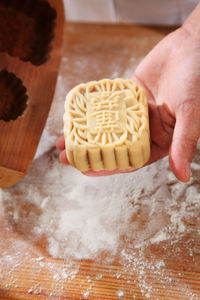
xmin=64 ymin=78 xmax=150 ymax=171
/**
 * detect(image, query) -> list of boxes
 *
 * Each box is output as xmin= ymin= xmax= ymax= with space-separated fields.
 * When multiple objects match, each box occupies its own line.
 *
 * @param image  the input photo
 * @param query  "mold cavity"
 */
xmin=0 ymin=70 xmax=28 ymax=122
xmin=0 ymin=0 xmax=56 ymax=66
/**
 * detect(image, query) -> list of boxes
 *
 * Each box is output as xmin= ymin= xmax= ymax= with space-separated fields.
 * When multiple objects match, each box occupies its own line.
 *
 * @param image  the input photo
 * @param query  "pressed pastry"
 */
xmin=63 ymin=78 xmax=150 ymax=172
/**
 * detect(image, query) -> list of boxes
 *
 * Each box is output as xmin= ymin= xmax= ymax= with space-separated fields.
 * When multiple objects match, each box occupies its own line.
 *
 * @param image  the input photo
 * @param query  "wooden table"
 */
xmin=1 ymin=22 xmax=200 ymax=300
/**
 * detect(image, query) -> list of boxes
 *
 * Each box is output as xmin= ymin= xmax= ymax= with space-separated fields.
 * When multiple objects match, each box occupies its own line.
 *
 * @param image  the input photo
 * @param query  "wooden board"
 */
xmin=0 ymin=0 xmax=64 ymax=188
xmin=1 ymin=22 xmax=200 ymax=300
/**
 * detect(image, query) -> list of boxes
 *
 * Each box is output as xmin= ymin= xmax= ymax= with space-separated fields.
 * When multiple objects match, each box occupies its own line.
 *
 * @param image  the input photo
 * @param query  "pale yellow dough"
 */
xmin=63 ymin=78 xmax=150 ymax=172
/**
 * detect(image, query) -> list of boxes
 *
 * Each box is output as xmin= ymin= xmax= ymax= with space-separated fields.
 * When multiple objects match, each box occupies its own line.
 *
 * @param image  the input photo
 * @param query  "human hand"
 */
xmin=57 ymin=25 xmax=200 ymax=182
xmin=131 ymin=25 xmax=200 ymax=182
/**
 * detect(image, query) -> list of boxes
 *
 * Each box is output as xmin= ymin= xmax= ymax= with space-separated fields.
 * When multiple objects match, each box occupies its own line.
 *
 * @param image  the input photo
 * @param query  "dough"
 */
xmin=64 ymin=78 xmax=150 ymax=171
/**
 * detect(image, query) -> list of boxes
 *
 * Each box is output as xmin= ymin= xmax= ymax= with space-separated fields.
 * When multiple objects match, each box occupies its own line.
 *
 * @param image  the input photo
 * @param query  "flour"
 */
xmin=117 ymin=290 xmax=124 ymax=297
xmin=1 ymin=113 xmax=200 ymax=299
xmin=2 ymin=150 xmax=170 ymax=260
xmin=1 ymin=48 xmax=200 ymax=299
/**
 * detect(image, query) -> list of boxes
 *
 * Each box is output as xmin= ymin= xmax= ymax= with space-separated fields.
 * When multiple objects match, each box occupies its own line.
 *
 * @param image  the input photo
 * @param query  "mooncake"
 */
xmin=64 ymin=78 xmax=150 ymax=172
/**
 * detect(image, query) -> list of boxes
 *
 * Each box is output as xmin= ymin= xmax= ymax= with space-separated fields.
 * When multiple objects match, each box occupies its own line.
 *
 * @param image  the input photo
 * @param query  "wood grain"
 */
xmin=0 ymin=0 xmax=64 ymax=188
xmin=1 ymin=22 xmax=200 ymax=300
xmin=0 ymin=166 xmax=24 ymax=188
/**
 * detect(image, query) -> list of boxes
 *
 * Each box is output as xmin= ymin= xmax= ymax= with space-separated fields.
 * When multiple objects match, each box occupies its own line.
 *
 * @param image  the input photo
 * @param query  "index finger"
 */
xmin=56 ymin=135 xmax=65 ymax=151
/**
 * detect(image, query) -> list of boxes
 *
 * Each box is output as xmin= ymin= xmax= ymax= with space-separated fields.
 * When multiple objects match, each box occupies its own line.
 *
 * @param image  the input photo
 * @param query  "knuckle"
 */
xmin=178 ymin=99 xmax=200 ymax=116
xmin=173 ymin=136 xmax=198 ymax=151
xmin=178 ymin=100 xmax=192 ymax=114
xmin=185 ymin=137 xmax=198 ymax=149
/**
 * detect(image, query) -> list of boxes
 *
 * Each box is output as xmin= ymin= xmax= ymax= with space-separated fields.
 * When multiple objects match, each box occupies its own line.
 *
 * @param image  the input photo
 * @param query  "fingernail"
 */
xmin=185 ymin=162 xmax=191 ymax=181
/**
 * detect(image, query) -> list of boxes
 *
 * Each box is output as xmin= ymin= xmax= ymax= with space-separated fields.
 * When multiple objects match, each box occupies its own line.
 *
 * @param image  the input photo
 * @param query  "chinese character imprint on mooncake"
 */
xmin=63 ymin=78 xmax=150 ymax=172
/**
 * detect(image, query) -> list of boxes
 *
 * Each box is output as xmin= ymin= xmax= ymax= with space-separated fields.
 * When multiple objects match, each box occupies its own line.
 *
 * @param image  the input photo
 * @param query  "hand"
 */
xmin=57 ymin=26 xmax=200 ymax=182
xmin=132 ymin=25 xmax=200 ymax=182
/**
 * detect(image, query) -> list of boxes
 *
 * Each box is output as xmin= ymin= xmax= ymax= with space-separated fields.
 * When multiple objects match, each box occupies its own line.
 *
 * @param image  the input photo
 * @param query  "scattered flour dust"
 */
xmin=2 ymin=149 xmax=179 ymax=260
xmin=117 ymin=290 xmax=124 ymax=297
xmin=1 ymin=141 xmax=200 ymax=298
xmin=1 ymin=53 xmax=200 ymax=298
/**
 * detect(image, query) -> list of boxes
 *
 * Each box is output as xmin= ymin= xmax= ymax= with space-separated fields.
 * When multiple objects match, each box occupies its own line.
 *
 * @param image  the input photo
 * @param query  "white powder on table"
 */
xmin=1 ymin=52 xmax=200 ymax=298
xmin=117 ymin=290 xmax=124 ymax=297
xmin=1 ymin=141 xmax=200 ymax=298
xmin=2 ymin=147 xmax=171 ymax=260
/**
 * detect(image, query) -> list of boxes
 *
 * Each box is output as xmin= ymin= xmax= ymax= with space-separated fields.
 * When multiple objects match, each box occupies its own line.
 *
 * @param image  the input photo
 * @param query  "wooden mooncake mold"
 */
xmin=0 ymin=0 xmax=64 ymax=188
xmin=0 ymin=0 xmax=56 ymax=65
xmin=64 ymin=78 xmax=150 ymax=172
xmin=0 ymin=69 xmax=28 ymax=122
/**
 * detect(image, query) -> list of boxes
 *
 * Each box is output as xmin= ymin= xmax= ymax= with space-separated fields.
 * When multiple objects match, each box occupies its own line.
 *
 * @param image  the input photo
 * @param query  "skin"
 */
xmin=57 ymin=4 xmax=200 ymax=182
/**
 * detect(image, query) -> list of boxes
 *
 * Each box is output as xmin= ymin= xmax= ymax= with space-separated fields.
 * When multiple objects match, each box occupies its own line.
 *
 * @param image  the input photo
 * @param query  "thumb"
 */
xmin=169 ymin=101 xmax=200 ymax=182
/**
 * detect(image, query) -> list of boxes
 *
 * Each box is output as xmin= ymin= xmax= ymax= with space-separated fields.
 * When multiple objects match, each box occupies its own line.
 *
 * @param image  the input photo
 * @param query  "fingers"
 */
xmin=83 ymin=168 xmax=135 ymax=177
xmin=56 ymin=135 xmax=65 ymax=151
xmin=169 ymin=100 xmax=200 ymax=182
xmin=59 ymin=150 xmax=69 ymax=165
xmin=56 ymin=136 xmax=69 ymax=165
xmin=148 ymin=102 xmax=173 ymax=149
